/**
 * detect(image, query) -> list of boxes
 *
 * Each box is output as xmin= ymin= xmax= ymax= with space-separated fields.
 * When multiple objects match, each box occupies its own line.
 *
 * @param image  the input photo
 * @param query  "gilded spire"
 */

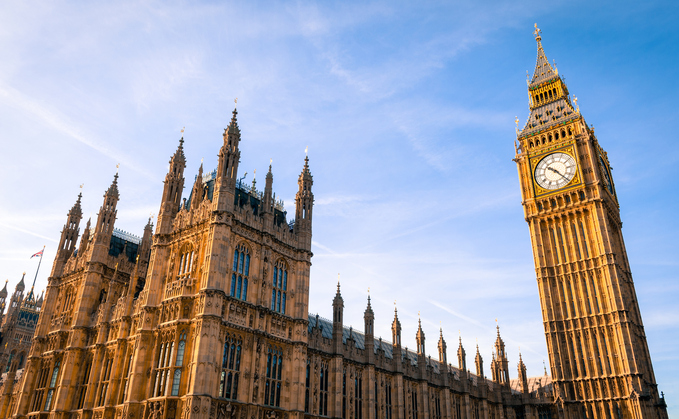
xmin=530 ymin=23 xmax=557 ymax=87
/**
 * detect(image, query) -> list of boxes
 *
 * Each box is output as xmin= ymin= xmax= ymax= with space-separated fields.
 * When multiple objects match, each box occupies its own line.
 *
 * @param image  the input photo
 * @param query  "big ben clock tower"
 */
xmin=514 ymin=25 xmax=668 ymax=419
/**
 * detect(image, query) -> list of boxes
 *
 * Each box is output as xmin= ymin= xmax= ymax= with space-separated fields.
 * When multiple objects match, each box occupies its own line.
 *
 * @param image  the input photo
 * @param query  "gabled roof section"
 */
xmin=530 ymin=24 xmax=558 ymax=87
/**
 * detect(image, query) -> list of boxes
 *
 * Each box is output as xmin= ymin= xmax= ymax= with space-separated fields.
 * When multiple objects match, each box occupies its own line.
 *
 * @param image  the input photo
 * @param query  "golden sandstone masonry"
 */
xmin=0 ymin=27 xmax=668 ymax=419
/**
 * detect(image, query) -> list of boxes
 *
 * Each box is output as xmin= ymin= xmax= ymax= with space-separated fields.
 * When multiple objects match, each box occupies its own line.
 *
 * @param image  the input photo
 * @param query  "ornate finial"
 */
xmin=116 ymin=163 xmax=120 ymax=174
xmin=181 ymin=127 xmax=185 ymax=134
xmin=79 ymin=183 xmax=84 ymax=190
xmin=543 ymin=360 xmax=548 ymax=375
xmin=573 ymin=96 xmax=579 ymax=113
xmin=234 ymin=98 xmax=238 ymax=108
xmin=515 ymin=116 xmax=519 ymax=136
xmin=526 ymin=70 xmax=530 ymax=86
xmin=553 ymin=59 xmax=558 ymax=76
xmin=253 ymin=168 xmax=256 ymax=179
xmin=305 ymin=146 xmax=308 ymax=156
xmin=533 ymin=23 xmax=541 ymax=41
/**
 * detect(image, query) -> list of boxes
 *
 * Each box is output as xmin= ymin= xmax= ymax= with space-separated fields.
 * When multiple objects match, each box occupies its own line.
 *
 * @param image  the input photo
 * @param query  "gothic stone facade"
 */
xmin=0 ymin=107 xmax=554 ymax=419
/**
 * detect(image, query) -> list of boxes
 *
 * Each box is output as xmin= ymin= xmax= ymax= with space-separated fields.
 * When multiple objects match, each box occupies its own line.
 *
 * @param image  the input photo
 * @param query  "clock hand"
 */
xmin=547 ymin=166 xmax=569 ymax=181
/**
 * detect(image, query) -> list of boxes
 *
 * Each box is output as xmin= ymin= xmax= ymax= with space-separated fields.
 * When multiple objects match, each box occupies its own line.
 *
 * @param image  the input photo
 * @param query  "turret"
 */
xmin=158 ymin=137 xmax=186 ymax=234
xmin=190 ymin=163 xmax=204 ymax=210
xmin=214 ymin=108 xmax=241 ymax=211
xmin=77 ymin=218 xmax=92 ymax=257
xmin=416 ymin=318 xmax=425 ymax=355
xmin=518 ymin=352 xmax=529 ymax=394
xmin=364 ymin=295 xmax=375 ymax=362
xmin=261 ymin=164 xmax=274 ymax=225
xmin=491 ymin=325 xmax=510 ymax=385
xmin=457 ymin=336 xmax=466 ymax=372
xmin=93 ymin=173 xmax=120 ymax=245
xmin=475 ymin=344 xmax=484 ymax=378
xmin=294 ymin=155 xmax=313 ymax=248
xmin=0 ymin=280 xmax=7 ymax=315
xmin=52 ymin=193 xmax=83 ymax=276
xmin=391 ymin=307 xmax=402 ymax=349
xmin=437 ymin=329 xmax=447 ymax=364
xmin=332 ymin=281 xmax=344 ymax=353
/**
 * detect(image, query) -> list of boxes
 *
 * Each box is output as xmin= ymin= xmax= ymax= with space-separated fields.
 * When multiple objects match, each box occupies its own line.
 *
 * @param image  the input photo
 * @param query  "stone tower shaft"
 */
xmin=514 ymin=25 xmax=667 ymax=419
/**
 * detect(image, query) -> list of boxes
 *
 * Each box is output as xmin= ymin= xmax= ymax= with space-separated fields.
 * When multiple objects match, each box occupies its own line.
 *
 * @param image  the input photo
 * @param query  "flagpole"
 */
xmin=31 ymin=245 xmax=45 ymax=293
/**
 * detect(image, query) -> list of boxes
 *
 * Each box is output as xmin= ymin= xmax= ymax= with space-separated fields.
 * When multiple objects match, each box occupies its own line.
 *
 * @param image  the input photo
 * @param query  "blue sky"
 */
xmin=1 ymin=0 xmax=678 ymax=414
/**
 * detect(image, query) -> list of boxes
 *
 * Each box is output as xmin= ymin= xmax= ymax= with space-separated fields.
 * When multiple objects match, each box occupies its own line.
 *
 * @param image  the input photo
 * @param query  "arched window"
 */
xmin=354 ymin=371 xmax=363 ymax=419
xmin=271 ymin=260 xmax=288 ymax=314
xmin=153 ymin=338 xmax=174 ymax=397
xmin=305 ymin=360 xmax=311 ymax=413
xmin=320 ymin=362 xmax=329 ymax=416
xmin=171 ymin=331 xmax=187 ymax=396
xmin=178 ymin=246 xmax=195 ymax=276
xmin=219 ymin=334 xmax=242 ymax=400
xmin=265 ymin=346 xmax=283 ymax=407
xmin=230 ymin=244 xmax=250 ymax=301
xmin=44 ymin=360 xmax=60 ymax=411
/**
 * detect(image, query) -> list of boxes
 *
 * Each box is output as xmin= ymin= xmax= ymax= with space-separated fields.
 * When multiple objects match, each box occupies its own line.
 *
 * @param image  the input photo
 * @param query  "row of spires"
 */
xmin=331 ymin=282 xmax=535 ymax=390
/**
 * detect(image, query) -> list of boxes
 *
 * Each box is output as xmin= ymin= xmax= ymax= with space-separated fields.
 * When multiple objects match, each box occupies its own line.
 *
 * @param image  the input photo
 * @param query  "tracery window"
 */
xmin=231 ymin=244 xmax=250 ymax=301
xmin=354 ymin=371 xmax=363 ymax=419
xmin=77 ymin=360 xmax=92 ymax=409
xmin=319 ymin=362 xmax=329 ymax=416
xmin=431 ymin=390 xmax=441 ymax=419
xmin=265 ymin=346 xmax=283 ymax=407
xmin=410 ymin=384 xmax=419 ymax=419
xmin=120 ymin=354 xmax=133 ymax=403
xmin=271 ymin=260 xmax=287 ymax=314
xmin=385 ymin=381 xmax=393 ymax=419
xmin=219 ymin=333 xmax=242 ymax=400
xmin=97 ymin=357 xmax=112 ymax=406
xmin=305 ymin=360 xmax=311 ymax=413
xmin=43 ymin=360 xmax=60 ymax=411
xmin=178 ymin=247 xmax=194 ymax=276
xmin=153 ymin=339 xmax=174 ymax=397
xmin=172 ymin=331 xmax=187 ymax=396
xmin=342 ymin=368 xmax=347 ymax=419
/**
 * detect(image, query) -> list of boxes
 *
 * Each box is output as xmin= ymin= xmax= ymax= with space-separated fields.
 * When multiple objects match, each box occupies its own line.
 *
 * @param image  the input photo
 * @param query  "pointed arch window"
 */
xmin=219 ymin=333 xmax=242 ymax=400
xmin=264 ymin=346 xmax=283 ymax=407
xmin=44 ymin=360 xmax=60 ymax=411
xmin=271 ymin=260 xmax=288 ymax=314
xmin=171 ymin=331 xmax=187 ymax=396
xmin=153 ymin=338 xmax=174 ymax=397
xmin=230 ymin=244 xmax=250 ymax=301
xmin=319 ymin=362 xmax=329 ymax=416
xmin=178 ymin=247 xmax=195 ymax=277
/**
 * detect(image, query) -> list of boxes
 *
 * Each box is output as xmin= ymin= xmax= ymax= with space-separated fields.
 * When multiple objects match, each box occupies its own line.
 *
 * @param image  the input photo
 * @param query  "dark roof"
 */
xmin=519 ymin=97 xmax=578 ymax=138
xmin=307 ymin=314 xmax=452 ymax=373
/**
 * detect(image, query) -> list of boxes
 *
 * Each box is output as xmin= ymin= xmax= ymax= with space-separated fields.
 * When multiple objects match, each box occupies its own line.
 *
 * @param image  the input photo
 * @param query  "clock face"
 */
xmin=599 ymin=155 xmax=614 ymax=194
xmin=534 ymin=152 xmax=577 ymax=190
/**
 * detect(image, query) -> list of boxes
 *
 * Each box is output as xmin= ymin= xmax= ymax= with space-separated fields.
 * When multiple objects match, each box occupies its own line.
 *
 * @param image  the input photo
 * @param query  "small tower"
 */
xmin=364 ymin=295 xmax=375 ymax=363
xmin=190 ymin=162 xmax=204 ymax=210
xmin=332 ymin=281 xmax=344 ymax=354
xmin=214 ymin=108 xmax=242 ymax=211
xmin=0 ymin=280 xmax=8 ymax=318
xmin=158 ymin=137 xmax=186 ymax=235
xmin=491 ymin=325 xmax=510 ymax=385
xmin=294 ymin=155 xmax=314 ymax=248
xmin=437 ymin=329 xmax=447 ymax=364
xmin=77 ymin=218 xmax=92 ymax=257
xmin=518 ymin=352 xmax=529 ymax=394
xmin=475 ymin=344 xmax=484 ymax=378
xmin=416 ymin=318 xmax=425 ymax=355
xmin=261 ymin=163 xmax=274 ymax=225
xmin=392 ymin=307 xmax=402 ymax=349
xmin=93 ymin=173 xmax=120 ymax=246
xmin=457 ymin=336 xmax=466 ymax=372
xmin=52 ymin=193 xmax=83 ymax=276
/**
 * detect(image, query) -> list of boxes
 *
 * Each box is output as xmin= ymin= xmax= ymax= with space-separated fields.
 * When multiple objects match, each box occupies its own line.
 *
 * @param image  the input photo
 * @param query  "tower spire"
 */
xmin=158 ymin=135 xmax=187 ymax=234
xmin=530 ymin=23 xmax=557 ymax=86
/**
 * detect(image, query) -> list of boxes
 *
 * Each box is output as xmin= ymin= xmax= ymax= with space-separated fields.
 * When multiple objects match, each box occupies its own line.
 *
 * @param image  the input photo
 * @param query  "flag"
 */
xmin=31 ymin=249 xmax=43 ymax=259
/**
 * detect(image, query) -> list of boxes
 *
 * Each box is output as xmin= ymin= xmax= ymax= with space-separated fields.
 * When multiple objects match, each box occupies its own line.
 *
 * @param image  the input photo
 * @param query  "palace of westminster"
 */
xmin=0 ymin=27 xmax=669 ymax=419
